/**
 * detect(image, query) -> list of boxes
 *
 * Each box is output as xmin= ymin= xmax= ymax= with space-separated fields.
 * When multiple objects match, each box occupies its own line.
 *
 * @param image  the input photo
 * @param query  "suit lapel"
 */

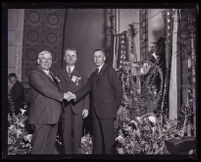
xmin=96 ymin=64 xmax=108 ymax=81
xmin=62 ymin=68 xmax=68 ymax=81
xmin=61 ymin=68 xmax=71 ymax=87
xmin=50 ymin=71 xmax=64 ymax=91
xmin=92 ymin=70 xmax=98 ymax=89
xmin=93 ymin=64 xmax=108 ymax=88
xmin=70 ymin=67 xmax=81 ymax=89
xmin=71 ymin=67 xmax=80 ymax=77
xmin=62 ymin=67 xmax=80 ymax=90
xmin=36 ymin=66 xmax=55 ymax=84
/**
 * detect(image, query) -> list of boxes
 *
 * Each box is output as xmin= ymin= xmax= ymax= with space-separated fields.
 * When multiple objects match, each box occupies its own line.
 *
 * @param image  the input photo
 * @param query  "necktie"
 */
xmin=68 ymin=67 xmax=71 ymax=74
xmin=47 ymin=71 xmax=54 ymax=81
xmin=67 ymin=67 xmax=72 ymax=79
xmin=97 ymin=68 xmax=101 ymax=74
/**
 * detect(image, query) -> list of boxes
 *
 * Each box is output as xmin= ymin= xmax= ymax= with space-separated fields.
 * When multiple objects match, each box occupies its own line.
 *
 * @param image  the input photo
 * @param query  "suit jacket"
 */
xmin=28 ymin=66 xmax=64 ymax=124
xmin=10 ymin=81 xmax=24 ymax=110
xmin=75 ymin=64 xmax=123 ymax=118
xmin=58 ymin=66 xmax=89 ymax=115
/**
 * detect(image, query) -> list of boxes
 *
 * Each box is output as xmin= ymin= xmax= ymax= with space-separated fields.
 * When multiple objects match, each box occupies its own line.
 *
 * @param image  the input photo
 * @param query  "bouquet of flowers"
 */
xmin=8 ymin=109 xmax=32 ymax=155
xmin=115 ymin=112 xmax=187 ymax=155
xmin=160 ymin=118 xmax=185 ymax=140
xmin=115 ymin=118 xmax=143 ymax=154
xmin=79 ymin=133 xmax=93 ymax=154
xmin=115 ymin=113 xmax=168 ymax=155
xmin=8 ymin=93 xmax=32 ymax=155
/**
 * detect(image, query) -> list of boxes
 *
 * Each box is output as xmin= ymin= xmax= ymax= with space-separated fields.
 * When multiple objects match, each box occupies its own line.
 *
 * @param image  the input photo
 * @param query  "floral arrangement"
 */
xmin=79 ymin=133 xmax=93 ymax=154
xmin=115 ymin=114 xmax=163 ymax=154
xmin=8 ymin=93 xmax=32 ymax=155
xmin=118 ymin=61 xmax=163 ymax=118
xmin=115 ymin=113 xmax=185 ymax=155
xmin=161 ymin=118 xmax=185 ymax=140
xmin=8 ymin=107 xmax=32 ymax=155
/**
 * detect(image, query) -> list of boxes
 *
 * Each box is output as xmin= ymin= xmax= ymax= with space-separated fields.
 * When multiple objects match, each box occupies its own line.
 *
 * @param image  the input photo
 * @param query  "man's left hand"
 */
xmin=82 ymin=109 xmax=89 ymax=119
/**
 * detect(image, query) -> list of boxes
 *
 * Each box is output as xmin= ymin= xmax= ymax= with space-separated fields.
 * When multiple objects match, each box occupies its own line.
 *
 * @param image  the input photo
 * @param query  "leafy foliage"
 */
xmin=8 ymin=93 xmax=32 ymax=155
xmin=115 ymin=113 xmax=184 ymax=154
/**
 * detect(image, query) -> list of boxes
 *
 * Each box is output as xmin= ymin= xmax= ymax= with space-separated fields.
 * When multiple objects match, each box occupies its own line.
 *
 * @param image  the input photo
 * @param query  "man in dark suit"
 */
xmin=58 ymin=49 xmax=89 ymax=154
xmin=28 ymin=50 xmax=72 ymax=154
xmin=8 ymin=73 xmax=24 ymax=115
xmin=69 ymin=49 xmax=123 ymax=154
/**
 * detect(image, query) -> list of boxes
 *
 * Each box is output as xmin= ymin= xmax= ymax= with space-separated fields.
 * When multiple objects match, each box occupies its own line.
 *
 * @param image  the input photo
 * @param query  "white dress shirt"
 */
xmin=43 ymin=69 xmax=53 ymax=80
xmin=97 ymin=63 xmax=104 ymax=73
xmin=66 ymin=65 xmax=75 ymax=73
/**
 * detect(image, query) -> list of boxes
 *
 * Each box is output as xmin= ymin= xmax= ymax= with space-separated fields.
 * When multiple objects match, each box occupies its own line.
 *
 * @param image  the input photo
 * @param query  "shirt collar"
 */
xmin=98 ymin=63 xmax=104 ymax=72
xmin=43 ymin=69 xmax=50 ymax=75
xmin=66 ymin=65 xmax=75 ymax=73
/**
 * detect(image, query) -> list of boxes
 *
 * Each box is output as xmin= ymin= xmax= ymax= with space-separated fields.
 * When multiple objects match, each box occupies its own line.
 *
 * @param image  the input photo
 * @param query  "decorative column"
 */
xmin=8 ymin=9 xmax=25 ymax=81
xmin=160 ymin=9 xmax=173 ymax=121
xmin=15 ymin=10 xmax=24 ymax=82
xmin=169 ymin=9 xmax=178 ymax=120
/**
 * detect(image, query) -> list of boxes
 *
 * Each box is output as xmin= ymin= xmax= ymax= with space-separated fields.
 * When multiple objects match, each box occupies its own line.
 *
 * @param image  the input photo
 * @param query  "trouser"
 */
xmin=92 ymin=111 xmax=115 ymax=154
xmin=62 ymin=109 xmax=83 ymax=154
xmin=31 ymin=123 xmax=58 ymax=154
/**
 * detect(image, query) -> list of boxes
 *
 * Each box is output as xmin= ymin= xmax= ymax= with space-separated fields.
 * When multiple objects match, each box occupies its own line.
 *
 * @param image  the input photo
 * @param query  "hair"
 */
xmin=38 ymin=50 xmax=52 ymax=59
xmin=8 ymin=73 xmax=17 ymax=78
xmin=64 ymin=48 xmax=77 ymax=57
xmin=93 ymin=49 xmax=105 ymax=55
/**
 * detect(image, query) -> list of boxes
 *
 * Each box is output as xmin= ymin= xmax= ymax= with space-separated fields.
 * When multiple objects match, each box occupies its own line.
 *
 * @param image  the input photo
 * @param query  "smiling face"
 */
xmin=93 ymin=50 xmax=106 ymax=67
xmin=37 ymin=51 xmax=52 ymax=70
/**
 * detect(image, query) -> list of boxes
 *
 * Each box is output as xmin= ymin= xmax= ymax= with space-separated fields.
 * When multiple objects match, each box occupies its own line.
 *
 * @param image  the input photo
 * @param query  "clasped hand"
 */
xmin=64 ymin=91 xmax=76 ymax=101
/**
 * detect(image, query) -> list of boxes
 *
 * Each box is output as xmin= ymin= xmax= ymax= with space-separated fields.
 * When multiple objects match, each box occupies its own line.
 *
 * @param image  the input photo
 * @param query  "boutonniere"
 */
xmin=54 ymin=76 xmax=61 ymax=83
xmin=71 ymin=75 xmax=82 ymax=86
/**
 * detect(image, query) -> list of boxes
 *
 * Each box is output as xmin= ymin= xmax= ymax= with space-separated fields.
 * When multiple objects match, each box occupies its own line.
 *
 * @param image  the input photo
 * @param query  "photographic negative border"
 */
xmin=2 ymin=0 xmax=200 ymax=160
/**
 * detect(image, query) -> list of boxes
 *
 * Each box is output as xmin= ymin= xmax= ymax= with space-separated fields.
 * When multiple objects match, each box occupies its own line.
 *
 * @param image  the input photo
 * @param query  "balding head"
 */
xmin=37 ymin=50 xmax=53 ymax=70
xmin=38 ymin=50 xmax=52 ymax=59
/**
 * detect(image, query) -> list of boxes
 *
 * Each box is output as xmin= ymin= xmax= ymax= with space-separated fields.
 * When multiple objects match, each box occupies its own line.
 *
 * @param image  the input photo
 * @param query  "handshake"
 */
xmin=63 ymin=91 xmax=76 ymax=101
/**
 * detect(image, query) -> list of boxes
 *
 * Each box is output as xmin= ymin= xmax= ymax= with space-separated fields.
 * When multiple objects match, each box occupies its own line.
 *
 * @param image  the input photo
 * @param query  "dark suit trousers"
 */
xmin=92 ymin=110 xmax=115 ymax=154
xmin=62 ymin=107 xmax=83 ymax=154
xmin=31 ymin=123 xmax=58 ymax=154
